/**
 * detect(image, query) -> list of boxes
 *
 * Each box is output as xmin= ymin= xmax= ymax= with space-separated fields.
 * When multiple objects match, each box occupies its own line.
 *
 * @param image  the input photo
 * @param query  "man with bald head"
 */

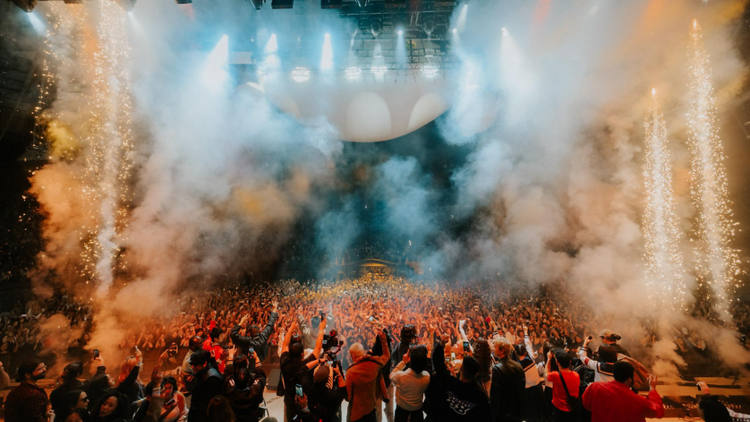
xmin=345 ymin=329 xmax=391 ymax=422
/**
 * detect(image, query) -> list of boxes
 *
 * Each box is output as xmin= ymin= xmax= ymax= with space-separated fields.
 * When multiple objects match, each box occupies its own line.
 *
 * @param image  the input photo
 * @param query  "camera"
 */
xmin=322 ymin=330 xmax=339 ymax=351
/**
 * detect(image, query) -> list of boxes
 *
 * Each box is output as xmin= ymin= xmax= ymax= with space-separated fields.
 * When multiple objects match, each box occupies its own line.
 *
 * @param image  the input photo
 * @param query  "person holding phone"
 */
xmin=390 ymin=346 xmax=430 ymax=422
xmin=696 ymin=381 xmax=750 ymax=421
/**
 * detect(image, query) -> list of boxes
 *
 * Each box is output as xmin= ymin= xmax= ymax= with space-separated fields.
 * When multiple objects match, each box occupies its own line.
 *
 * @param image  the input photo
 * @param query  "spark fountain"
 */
xmin=642 ymin=89 xmax=686 ymax=313
xmin=686 ymin=20 xmax=741 ymax=322
xmin=40 ymin=3 xmax=134 ymax=295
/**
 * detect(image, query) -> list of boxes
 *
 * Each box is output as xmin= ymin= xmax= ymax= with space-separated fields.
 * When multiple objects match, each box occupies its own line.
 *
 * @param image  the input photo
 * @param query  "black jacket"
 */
xmin=490 ymin=358 xmax=525 ymax=422
xmin=50 ymin=378 xmax=84 ymax=416
xmin=424 ymin=343 xmax=492 ymax=422
xmin=187 ymin=366 xmax=223 ymax=422
xmin=225 ymin=367 xmax=267 ymax=422
xmin=230 ymin=312 xmax=278 ymax=362
xmin=308 ymin=381 xmax=347 ymax=422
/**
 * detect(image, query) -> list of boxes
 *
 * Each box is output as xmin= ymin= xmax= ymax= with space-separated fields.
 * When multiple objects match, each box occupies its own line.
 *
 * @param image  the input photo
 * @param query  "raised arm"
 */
xmin=281 ymin=319 xmax=298 ymax=354
xmin=376 ymin=329 xmax=390 ymax=365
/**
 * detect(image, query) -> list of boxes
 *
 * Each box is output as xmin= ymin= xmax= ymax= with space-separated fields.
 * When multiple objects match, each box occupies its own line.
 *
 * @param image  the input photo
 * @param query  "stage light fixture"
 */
xmin=176 ymin=0 xmax=192 ymax=4
xmin=11 ymin=0 xmax=36 ymax=12
xmin=272 ymin=0 xmax=293 ymax=9
xmin=321 ymin=0 xmax=342 ymax=8
xmin=397 ymin=29 xmax=403 ymax=35
xmin=422 ymin=15 xmax=436 ymax=36
xmin=370 ymin=18 xmax=382 ymax=37
xmin=355 ymin=0 xmax=368 ymax=7
xmin=248 ymin=0 xmax=264 ymax=10
xmin=63 ymin=0 xmax=83 ymax=4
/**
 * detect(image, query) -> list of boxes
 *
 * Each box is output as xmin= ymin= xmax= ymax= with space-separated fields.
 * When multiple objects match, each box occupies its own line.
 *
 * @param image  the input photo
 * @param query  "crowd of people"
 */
xmin=0 ymin=274 xmax=748 ymax=422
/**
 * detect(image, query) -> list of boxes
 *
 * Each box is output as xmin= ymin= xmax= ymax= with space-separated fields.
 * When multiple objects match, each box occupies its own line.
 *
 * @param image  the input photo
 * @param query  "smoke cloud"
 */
xmin=10 ymin=0 xmax=750 ymax=373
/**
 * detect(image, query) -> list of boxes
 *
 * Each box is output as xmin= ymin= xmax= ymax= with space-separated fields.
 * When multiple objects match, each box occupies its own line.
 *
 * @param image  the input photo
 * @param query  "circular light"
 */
xmin=291 ymin=66 xmax=310 ymax=83
xmin=397 ymin=30 xmax=404 ymax=35
xmin=452 ymin=28 xmax=458 ymax=34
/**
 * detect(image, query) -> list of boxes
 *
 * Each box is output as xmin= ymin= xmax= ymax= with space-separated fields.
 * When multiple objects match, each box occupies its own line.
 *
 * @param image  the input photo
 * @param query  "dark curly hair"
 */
xmin=473 ymin=338 xmax=492 ymax=384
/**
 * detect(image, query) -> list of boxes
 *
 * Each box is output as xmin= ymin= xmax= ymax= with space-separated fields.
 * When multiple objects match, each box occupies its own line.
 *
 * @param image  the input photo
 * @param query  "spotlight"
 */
xmin=10 ymin=0 xmax=36 ymax=12
xmin=355 ymin=0 xmax=368 ymax=7
xmin=397 ymin=29 xmax=403 ymax=35
xmin=248 ymin=0 xmax=264 ymax=9
xmin=272 ymin=0 xmax=293 ymax=8
xmin=370 ymin=18 xmax=382 ymax=37
xmin=422 ymin=15 xmax=435 ymax=36
xmin=321 ymin=0 xmax=342 ymax=8
xmin=451 ymin=28 xmax=457 ymax=34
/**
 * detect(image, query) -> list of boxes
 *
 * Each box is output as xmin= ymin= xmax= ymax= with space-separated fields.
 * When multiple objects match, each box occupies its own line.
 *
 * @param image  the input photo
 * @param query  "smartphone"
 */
xmin=295 ymin=384 xmax=303 ymax=398
xmin=463 ymin=341 xmax=469 ymax=350
xmin=696 ymin=383 xmax=702 ymax=391
xmin=93 ymin=349 xmax=100 ymax=358
xmin=248 ymin=347 xmax=255 ymax=356
xmin=165 ymin=398 xmax=176 ymax=407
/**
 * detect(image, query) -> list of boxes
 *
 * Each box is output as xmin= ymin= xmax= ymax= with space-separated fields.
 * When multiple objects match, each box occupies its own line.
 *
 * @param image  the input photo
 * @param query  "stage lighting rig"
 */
xmin=272 ymin=0 xmax=293 ymax=8
xmin=248 ymin=0 xmax=265 ymax=10
xmin=355 ymin=0 xmax=368 ymax=7
xmin=10 ymin=0 xmax=36 ymax=12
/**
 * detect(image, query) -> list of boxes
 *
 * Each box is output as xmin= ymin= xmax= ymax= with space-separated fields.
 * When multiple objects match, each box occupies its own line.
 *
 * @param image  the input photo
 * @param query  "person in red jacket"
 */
xmin=582 ymin=360 xmax=663 ymax=422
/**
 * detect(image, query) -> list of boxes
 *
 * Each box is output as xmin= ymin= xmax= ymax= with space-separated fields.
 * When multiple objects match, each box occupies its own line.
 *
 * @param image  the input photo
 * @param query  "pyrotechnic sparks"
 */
xmin=39 ymin=2 xmax=134 ymax=294
xmin=91 ymin=0 xmax=135 ymax=295
xmin=642 ymin=89 xmax=686 ymax=312
xmin=686 ymin=20 xmax=741 ymax=321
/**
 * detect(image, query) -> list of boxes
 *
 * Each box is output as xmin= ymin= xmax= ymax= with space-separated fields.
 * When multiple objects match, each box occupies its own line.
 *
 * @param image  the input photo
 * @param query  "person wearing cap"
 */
xmin=307 ymin=362 xmax=347 ymax=422
xmin=4 ymin=360 xmax=52 ymax=422
xmin=598 ymin=330 xmax=630 ymax=357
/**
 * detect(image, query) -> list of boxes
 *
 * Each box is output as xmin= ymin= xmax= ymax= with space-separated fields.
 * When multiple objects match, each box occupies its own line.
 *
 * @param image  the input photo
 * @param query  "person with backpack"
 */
xmin=545 ymin=350 xmax=580 ymax=422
